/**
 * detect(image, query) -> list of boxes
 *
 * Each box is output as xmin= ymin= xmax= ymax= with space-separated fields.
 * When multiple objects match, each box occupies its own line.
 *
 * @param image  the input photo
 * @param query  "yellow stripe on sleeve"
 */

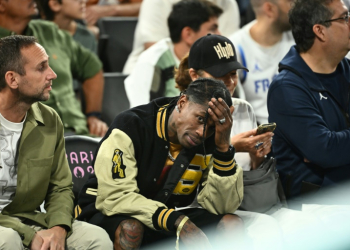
xmin=162 ymin=209 xmax=174 ymax=231
xmin=214 ymin=158 xmax=234 ymax=166
xmin=213 ymin=162 xmax=236 ymax=171
xmin=158 ymin=209 xmax=167 ymax=229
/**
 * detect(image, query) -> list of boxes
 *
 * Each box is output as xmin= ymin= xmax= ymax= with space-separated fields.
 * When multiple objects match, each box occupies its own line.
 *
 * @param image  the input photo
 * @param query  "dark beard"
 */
xmin=17 ymin=80 xmax=51 ymax=104
xmin=18 ymin=91 xmax=49 ymax=104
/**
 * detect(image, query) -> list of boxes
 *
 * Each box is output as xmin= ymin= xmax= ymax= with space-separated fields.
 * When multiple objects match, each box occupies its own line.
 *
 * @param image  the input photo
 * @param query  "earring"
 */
xmin=175 ymin=106 xmax=180 ymax=113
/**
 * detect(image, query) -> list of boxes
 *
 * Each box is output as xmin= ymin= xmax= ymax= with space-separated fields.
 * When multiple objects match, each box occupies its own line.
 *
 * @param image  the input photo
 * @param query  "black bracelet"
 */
xmin=85 ymin=111 xmax=102 ymax=119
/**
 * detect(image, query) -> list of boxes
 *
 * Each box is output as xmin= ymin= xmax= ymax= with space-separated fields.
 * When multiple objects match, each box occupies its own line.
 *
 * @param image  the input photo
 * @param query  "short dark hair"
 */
xmin=36 ymin=0 xmax=62 ymax=21
xmin=168 ymin=0 xmax=223 ymax=43
xmin=289 ymin=0 xmax=334 ymax=53
xmin=0 ymin=35 xmax=37 ymax=91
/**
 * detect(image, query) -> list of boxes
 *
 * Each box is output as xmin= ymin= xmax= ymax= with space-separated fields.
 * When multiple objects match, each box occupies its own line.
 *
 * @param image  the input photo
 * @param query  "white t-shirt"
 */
xmin=124 ymin=38 xmax=180 ymax=108
xmin=229 ymin=20 xmax=295 ymax=124
xmin=123 ymin=0 xmax=240 ymax=74
xmin=0 ymin=113 xmax=25 ymax=211
xmin=231 ymin=98 xmax=257 ymax=171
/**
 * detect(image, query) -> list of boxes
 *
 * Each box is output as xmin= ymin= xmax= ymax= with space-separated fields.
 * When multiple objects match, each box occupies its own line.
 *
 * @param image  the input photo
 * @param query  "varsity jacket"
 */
xmin=268 ymin=46 xmax=350 ymax=201
xmin=78 ymin=97 xmax=243 ymax=232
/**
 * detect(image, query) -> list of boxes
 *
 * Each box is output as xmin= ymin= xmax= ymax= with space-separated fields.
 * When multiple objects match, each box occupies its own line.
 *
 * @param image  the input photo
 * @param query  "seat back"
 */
xmin=65 ymin=135 xmax=100 ymax=206
xmin=98 ymin=17 xmax=138 ymax=72
xmin=102 ymin=72 xmax=130 ymax=125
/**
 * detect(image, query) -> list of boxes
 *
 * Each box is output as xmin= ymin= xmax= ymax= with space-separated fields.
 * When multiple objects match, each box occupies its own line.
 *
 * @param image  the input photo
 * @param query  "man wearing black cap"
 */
xmin=176 ymin=34 xmax=273 ymax=171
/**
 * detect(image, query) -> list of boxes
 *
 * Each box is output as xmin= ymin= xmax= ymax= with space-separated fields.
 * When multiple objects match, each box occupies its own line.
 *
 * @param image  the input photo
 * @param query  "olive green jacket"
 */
xmin=0 ymin=102 xmax=74 ymax=247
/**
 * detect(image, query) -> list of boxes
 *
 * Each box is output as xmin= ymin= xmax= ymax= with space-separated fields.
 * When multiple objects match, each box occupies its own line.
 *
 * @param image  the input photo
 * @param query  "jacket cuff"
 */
xmin=213 ymin=146 xmax=237 ymax=176
xmin=46 ymin=212 xmax=73 ymax=234
xmin=152 ymin=207 xmax=183 ymax=232
xmin=19 ymin=224 xmax=36 ymax=247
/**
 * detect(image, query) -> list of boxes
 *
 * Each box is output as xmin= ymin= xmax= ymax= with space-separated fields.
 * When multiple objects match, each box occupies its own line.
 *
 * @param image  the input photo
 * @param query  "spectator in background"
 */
xmin=229 ymin=0 xmax=295 ymax=124
xmin=85 ymin=0 xmax=142 ymax=26
xmin=124 ymin=0 xmax=222 ymax=107
xmin=0 ymin=35 xmax=112 ymax=250
xmin=123 ymin=0 xmax=241 ymax=74
xmin=268 ymin=0 xmax=350 ymax=207
xmin=0 ymin=0 xmax=108 ymax=136
xmin=37 ymin=0 xmax=97 ymax=54
xmin=36 ymin=0 xmax=98 ymax=93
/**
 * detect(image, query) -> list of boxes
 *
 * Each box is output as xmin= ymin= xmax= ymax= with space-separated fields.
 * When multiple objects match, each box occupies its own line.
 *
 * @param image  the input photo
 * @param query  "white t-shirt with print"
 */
xmin=0 ymin=113 xmax=25 ymax=211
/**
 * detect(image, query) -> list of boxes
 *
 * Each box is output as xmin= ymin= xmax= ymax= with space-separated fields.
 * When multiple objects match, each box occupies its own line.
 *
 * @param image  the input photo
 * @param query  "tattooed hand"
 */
xmin=208 ymin=97 xmax=234 ymax=152
xmin=175 ymin=215 xmax=212 ymax=250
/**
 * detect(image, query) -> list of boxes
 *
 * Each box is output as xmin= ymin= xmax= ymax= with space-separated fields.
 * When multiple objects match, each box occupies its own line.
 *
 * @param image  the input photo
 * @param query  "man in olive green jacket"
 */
xmin=0 ymin=36 xmax=112 ymax=249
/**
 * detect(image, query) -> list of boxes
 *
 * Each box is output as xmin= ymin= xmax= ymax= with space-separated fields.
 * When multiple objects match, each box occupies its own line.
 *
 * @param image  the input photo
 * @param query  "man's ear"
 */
xmin=48 ymin=0 xmax=62 ymax=13
xmin=181 ymin=26 xmax=197 ymax=46
xmin=262 ymin=1 xmax=278 ymax=19
xmin=177 ymin=94 xmax=188 ymax=111
xmin=4 ymin=71 xmax=19 ymax=90
xmin=189 ymin=68 xmax=199 ymax=81
xmin=313 ymin=24 xmax=326 ymax=42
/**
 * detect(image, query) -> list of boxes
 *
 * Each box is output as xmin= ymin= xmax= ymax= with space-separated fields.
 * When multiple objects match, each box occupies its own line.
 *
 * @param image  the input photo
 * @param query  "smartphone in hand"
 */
xmin=256 ymin=123 xmax=276 ymax=135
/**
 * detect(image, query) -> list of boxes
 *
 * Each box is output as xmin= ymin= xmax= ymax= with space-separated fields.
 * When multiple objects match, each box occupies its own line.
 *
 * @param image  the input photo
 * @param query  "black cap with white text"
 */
xmin=188 ymin=34 xmax=248 ymax=77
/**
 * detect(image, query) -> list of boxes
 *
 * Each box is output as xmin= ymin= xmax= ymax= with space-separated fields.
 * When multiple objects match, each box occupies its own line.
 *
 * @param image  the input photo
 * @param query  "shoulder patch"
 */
xmin=112 ymin=149 xmax=126 ymax=179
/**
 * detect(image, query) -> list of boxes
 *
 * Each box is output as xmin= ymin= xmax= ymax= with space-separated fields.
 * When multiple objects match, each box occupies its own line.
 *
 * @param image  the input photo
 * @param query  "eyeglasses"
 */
xmin=323 ymin=12 xmax=350 ymax=24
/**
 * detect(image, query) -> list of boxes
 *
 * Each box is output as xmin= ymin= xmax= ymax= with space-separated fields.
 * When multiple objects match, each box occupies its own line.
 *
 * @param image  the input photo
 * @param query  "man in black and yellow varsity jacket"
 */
xmin=78 ymin=86 xmax=244 ymax=248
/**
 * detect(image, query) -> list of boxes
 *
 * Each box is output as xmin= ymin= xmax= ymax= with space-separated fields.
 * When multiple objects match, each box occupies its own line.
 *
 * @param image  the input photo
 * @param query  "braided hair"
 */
xmin=185 ymin=77 xmax=232 ymax=107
